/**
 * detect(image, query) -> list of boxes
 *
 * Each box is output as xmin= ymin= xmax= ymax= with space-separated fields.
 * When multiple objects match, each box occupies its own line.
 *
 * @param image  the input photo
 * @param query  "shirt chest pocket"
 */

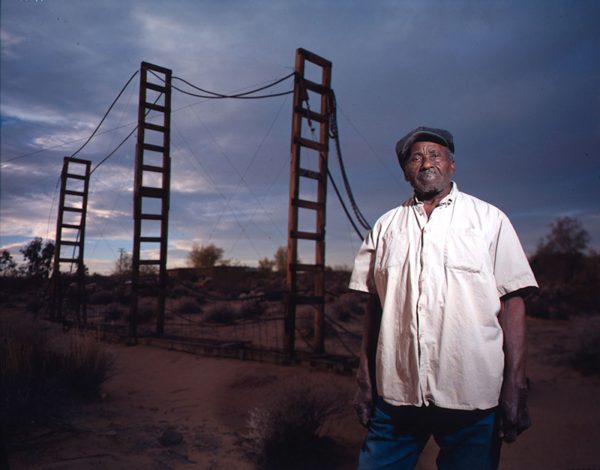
xmin=445 ymin=228 xmax=487 ymax=273
xmin=376 ymin=230 xmax=410 ymax=271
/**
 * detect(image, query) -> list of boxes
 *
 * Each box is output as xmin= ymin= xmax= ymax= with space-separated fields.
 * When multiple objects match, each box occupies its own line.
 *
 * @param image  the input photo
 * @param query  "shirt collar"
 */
xmin=412 ymin=181 xmax=458 ymax=207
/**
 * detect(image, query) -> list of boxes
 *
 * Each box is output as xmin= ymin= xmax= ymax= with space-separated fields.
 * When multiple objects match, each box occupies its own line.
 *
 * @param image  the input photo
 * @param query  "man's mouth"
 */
xmin=419 ymin=169 xmax=438 ymax=180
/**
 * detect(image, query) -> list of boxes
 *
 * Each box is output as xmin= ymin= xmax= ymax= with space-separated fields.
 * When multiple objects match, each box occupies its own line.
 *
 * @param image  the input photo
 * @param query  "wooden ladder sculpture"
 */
xmin=50 ymin=156 xmax=91 ymax=324
xmin=285 ymin=48 xmax=333 ymax=357
xmin=129 ymin=62 xmax=172 ymax=341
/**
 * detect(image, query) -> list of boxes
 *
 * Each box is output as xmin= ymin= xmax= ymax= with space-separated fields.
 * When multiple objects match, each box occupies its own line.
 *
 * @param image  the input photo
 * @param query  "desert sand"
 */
xmin=6 ymin=315 xmax=600 ymax=469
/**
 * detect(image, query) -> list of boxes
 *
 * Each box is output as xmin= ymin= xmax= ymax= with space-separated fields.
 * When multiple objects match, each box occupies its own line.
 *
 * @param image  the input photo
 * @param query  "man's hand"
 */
xmin=499 ymin=379 xmax=531 ymax=442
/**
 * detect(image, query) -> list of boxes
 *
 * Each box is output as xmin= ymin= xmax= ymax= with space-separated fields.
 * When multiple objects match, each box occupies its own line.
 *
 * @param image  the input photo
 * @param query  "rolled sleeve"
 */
xmin=349 ymin=230 xmax=377 ymax=293
xmin=493 ymin=214 xmax=538 ymax=297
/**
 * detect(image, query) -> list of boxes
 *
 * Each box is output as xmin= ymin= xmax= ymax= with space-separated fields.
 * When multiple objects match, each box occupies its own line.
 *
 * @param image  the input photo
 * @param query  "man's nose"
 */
xmin=420 ymin=155 xmax=434 ymax=169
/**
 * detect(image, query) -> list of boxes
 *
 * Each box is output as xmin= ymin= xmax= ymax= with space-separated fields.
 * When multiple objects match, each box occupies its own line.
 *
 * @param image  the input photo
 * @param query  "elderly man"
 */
xmin=350 ymin=127 xmax=537 ymax=469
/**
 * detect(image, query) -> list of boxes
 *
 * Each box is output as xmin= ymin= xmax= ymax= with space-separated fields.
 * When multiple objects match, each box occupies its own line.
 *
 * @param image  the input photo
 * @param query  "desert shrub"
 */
xmin=61 ymin=335 xmax=115 ymax=398
xmin=237 ymin=300 xmax=265 ymax=320
xmin=203 ymin=302 xmax=236 ymax=324
xmin=245 ymin=379 xmax=348 ymax=469
xmin=526 ymin=283 xmax=575 ymax=320
xmin=25 ymin=295 xmax=44 ymax=315
xmin=88 ymin=290 xmax=116 ymax=305
xmin=569 ymin=315 xmax=600 ymax=376
xmin=294 ymin=306 xmax=337 ymax=337
xmin=188 ymin=243 xmax=224 ymax=268
xmin=136 ymin=305 xmax=156 ymax=324
xmin=175 ymin=296 xmax=202 ymax=314
xmin=0 ymin=319 xmax=114 ymax=435
xmin=104 ymin=303 xmax=125 ymax=321
xmin=169 ymin=284 xmax=189 ymax=299
xmin=329 ymin=293 xmax=365 ymax=322
xmin=527 ymin=218 xmax=600 ymax=319
xmin=325 ymin=269 xmax=352 ymax=295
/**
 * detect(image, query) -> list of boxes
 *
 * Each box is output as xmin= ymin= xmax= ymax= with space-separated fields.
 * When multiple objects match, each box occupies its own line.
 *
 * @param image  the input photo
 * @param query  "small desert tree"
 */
xmin=188 ymin=243 xmax=224 ymax=268
xmin=258 ymin=257 xmax=275 ymax=272
xmin=0 ymin=250 xmax=17 ymax=277
xmin=19 ymin=238 xmax=54 ymax=279
xmin=113 ymin=248 xmax=132 ymax=277
xmin=536 ymin=216 xmax=590 ymax=256
xmin=273 ymin=246 xmax=287 ymax=273
xmin=531 ymin=216 xmax=590 ymax=283
xmin=528 ymin=216 xmax=599 ymax=318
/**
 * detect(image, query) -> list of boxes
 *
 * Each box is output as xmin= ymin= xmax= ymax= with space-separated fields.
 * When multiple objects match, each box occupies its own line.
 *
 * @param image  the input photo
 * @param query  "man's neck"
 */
xmin=415 ymin=183 xmax=452 ymax=218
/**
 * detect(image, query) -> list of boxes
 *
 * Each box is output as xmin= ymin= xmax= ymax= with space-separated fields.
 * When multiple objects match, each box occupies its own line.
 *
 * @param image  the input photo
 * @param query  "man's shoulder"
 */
xmin=372 ymin=199 xmax=412 ymax=227
xmin=455 ymin=190 xmax=507 ymax=219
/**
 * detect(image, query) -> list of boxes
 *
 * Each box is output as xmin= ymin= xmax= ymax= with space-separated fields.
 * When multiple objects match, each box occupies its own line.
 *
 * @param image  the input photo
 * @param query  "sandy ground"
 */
xmin=7 ymin=316 xmax=600 ymax=469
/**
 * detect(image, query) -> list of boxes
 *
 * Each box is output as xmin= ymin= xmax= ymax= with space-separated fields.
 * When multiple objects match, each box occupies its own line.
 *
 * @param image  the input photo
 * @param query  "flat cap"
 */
xmin=396 ymin=126 xmax=454 ymax=166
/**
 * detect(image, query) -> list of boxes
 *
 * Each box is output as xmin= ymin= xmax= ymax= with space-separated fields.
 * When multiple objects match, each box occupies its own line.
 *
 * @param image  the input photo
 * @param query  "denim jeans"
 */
xmin=358 ymin=399 xmax=501 ymax=470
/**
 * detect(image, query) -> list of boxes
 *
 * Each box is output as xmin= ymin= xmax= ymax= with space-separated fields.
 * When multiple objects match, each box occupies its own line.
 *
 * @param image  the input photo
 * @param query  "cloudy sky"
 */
xmin=1 ymin=0 xmax=599 ymax=274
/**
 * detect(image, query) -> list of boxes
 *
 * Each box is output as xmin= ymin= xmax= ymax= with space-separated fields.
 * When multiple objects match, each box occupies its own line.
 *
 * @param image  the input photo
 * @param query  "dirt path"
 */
xmin=9 ymin=341 xmax=361 ymax=469
xmin=7 ymin=316 xmax=600 ymax=469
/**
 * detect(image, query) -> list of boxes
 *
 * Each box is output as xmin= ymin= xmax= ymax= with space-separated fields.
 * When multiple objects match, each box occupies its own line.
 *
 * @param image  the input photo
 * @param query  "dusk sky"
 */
xmin=1 ymin=0 xmax=599 ymax=275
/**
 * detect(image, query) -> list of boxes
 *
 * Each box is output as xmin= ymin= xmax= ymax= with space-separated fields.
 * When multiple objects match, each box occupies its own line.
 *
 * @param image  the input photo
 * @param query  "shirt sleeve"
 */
xmin=492 ymin=213 xmax=538 ymax=297
xmin=349 ymin=227 xmax=378 ymax=293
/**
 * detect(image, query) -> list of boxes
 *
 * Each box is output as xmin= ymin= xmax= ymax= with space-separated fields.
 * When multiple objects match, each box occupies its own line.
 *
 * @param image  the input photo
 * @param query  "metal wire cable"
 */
xmin=90 ymin=91 xmax=164 ymax=175
xmin=89 ymin=125 xmax=137 ymax=176
xmin=170 ymin=71 xmax=295 ymax=99
xmin=327 ymin=168 xmax=365 ymax=241
xmin=328 ymin=90 xmax=371 ymax=232
xmin=172 ymin=84 xmax=292 ymax=100
xmin=70 ymin=70 xmax=139 ymax=158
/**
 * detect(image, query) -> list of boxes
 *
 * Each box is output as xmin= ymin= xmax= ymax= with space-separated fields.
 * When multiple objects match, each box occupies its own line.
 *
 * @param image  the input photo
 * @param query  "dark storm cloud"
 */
xmin=1 ymin=0 xmax=599 ymax=272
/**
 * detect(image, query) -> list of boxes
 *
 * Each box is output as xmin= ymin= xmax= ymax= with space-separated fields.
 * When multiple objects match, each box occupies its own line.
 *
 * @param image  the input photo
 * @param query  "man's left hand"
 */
xmin=499 ymin=380 xmax=531 ymax=443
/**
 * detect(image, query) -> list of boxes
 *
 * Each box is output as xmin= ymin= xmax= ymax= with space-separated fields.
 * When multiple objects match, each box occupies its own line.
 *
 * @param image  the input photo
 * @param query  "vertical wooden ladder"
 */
xmin=129 ymin=62 xmax=172 ymax=341
xmin=50 ymin=156 xmax=91 ymax=323
xmin=285 ymin=48 xmax=332 ymax=357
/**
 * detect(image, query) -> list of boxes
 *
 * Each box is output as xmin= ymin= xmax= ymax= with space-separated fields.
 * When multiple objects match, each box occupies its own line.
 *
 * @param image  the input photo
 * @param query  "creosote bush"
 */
xmin=88 ymin=289 xmax=116 ymax=305
xmin=245 ymin=379 xmax=348 ymax=469
xmin=329 ymin=292 xmax=366 ymax=322
xmin=0 ymin=318 xmax=114 ymax=434
xmin=175 ymin=296 xmax=202 ymax=315
xmin=237 ymin=300 xmax=265 ymax=320
xmin=104 ymin=302 xmax=125 ymax=321
xmin=569 ymin=315 xmax=600 ymax=376
xmin=203 ymin=302 xmax=237 ymax=324
xmin=62 ymin=335 xmax=115 ymax=398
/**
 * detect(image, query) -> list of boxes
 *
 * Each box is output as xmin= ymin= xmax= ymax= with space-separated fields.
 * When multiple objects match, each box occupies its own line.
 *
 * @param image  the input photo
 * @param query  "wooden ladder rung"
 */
xmin=291 ymin=230 xmax=324 ymax=241
xmin=293 ymin=198 xmax=322 ymax=210
xmin=296 ymin=137 xmax=327 ymax=152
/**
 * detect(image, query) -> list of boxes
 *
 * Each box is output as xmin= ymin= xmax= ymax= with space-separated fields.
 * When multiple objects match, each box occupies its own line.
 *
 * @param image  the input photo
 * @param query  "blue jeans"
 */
xmin=358 ymin=399 xmax=501 ymax=470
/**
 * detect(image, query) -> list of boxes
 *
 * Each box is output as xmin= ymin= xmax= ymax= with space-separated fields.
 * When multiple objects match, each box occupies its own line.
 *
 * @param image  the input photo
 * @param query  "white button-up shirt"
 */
xmin=349 ymin=184 xmax=538 ymax=410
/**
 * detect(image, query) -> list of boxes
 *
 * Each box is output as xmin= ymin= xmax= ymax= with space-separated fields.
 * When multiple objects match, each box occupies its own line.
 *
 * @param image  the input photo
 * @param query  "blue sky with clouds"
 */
xmin=1 ymin=0 xmax=599 ymax=274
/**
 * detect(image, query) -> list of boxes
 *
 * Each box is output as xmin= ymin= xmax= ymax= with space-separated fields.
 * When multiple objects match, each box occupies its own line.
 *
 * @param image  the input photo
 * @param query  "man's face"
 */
xmin=402 ymin=141 xmax=455 ymax=197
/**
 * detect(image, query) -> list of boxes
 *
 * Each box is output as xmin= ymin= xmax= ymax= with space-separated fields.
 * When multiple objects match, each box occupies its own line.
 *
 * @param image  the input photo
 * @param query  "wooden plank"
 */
xmin=291 ymin=230 xmax=323 ymax=241
xmin=292 ymin=198 xmax=322 ymax=210
xmin=296 ymin=137 xmax=327 ymax=152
